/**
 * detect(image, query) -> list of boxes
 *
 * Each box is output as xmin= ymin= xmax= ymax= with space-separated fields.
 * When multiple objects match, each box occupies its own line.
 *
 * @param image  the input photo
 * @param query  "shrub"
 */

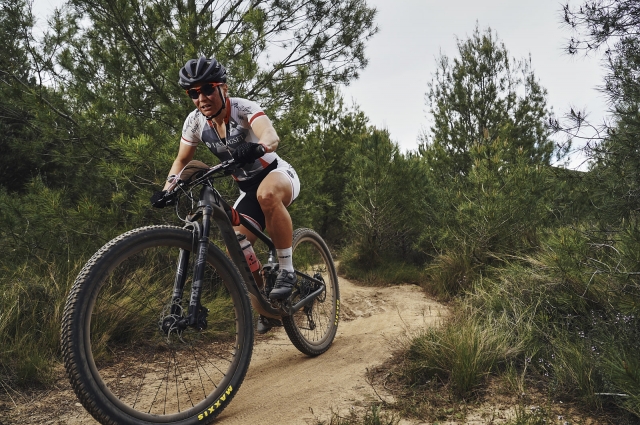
xmin=404 ymin=308 xmax=520 ymax=397
xmin=338 ymin=244 xmax=426 ymax=286
xmin=421 ymin=248 xmax=480 ymax=300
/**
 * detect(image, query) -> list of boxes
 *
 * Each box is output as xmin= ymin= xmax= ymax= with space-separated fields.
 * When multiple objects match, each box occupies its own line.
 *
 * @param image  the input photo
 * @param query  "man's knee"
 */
xmin=258 ymin=173 xmax=292 ymax=210
xmin=257 ymin=188 xmax=281 ymax=211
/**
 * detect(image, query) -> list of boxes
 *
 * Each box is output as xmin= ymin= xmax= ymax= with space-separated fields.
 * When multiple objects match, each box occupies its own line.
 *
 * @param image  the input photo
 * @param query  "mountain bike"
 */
xmin=60 ymin=156 xmax=340 ymax=425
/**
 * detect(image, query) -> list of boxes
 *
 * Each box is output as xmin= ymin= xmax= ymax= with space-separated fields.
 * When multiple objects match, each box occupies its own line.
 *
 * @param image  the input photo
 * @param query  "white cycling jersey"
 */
xmin=180 ymin=97 xmax=280 ymax=182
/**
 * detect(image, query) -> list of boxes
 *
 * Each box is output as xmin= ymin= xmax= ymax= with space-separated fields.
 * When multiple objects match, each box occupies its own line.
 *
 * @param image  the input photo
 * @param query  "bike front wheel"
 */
xmin=61 ymin=225 xmax=253 ymax=425
xmin=282 ymin=228 xmax=340 ymax=356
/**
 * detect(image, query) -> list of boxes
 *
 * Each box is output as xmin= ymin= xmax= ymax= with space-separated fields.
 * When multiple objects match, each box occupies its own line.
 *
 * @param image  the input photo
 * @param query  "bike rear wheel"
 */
xmin=282 ymin=228 xmax=340 ymax=356
xmin=61 ymin=225 xmax=253 ymax=425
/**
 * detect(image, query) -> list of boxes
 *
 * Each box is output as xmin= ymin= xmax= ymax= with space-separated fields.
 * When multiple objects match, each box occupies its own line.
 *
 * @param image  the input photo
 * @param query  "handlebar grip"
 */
xmin=257 ymin=144 xmax=267 ymax=157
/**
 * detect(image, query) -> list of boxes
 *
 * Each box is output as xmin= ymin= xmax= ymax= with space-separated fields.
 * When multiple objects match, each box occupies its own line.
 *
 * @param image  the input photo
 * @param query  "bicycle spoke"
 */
xmin=74 ymin=231 xmax=249 ymax=419
xmin=282 ymin=229 xmax=340 ymax=356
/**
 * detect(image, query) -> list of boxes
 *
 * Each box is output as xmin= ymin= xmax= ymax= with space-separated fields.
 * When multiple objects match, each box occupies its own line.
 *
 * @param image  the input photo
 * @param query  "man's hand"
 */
xmin=150 ymin=190 xmax=176 ymax=208
xmin=232 ymin=142 xmax=265 ymax=165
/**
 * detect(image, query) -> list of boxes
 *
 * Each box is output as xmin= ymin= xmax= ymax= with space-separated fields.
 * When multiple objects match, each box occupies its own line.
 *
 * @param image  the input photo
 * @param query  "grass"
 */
xmin=421 ymin=248 xmax=480 ymax=300
xmin=387 ymin=243 xmax=640 ymax=422
xmin=337 ymin=254 xmax=426 ymax=286
xmin=315 ymin=405 xmax=399 ymax=425
xmin=504 ymin=403 xmax=554 ymax=425
xmin=0 ymin=243 xmax=239 ymax=389
xmin=0 ymin=259 xmax=79 ymax=386
xmin=337 ymin=224 xmax=640 ymax=424
xmin=3 ymin=219 xmax=640 ymax=424
xmin=403 ymin=306 xmax=521 ymax=397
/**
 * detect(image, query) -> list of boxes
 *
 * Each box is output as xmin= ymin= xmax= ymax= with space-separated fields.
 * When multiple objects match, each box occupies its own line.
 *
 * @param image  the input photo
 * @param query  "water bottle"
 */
xmin=236 ymin=233 xmax=260 ymax=272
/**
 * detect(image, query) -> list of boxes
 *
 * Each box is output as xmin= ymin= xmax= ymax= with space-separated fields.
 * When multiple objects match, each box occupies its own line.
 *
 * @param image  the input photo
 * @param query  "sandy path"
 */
xmin=2 ymin=277 xmax=446 ymax=425
xmin=216 ymin=277 xmax=445 ymax=425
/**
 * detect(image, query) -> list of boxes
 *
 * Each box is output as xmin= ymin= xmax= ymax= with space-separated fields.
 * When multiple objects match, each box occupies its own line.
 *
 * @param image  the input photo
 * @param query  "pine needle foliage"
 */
xmin=0 ymin=0 xmax=379 ymax=388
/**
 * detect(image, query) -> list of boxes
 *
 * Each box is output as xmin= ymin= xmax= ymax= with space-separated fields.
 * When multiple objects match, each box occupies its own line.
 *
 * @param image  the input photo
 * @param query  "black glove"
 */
xmin=232 ymin=142 xmax=265 ymax=165
xmin=150 ymin=190 xmax=176 ymax=208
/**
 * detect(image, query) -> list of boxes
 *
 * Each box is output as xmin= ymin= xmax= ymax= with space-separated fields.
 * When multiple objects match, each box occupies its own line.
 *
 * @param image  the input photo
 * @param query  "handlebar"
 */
xmin=166 ymin=143 xmax=267 ymax=196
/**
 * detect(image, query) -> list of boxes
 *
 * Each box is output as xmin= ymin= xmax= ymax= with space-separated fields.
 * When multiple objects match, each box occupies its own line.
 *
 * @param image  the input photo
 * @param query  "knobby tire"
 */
xmin=282 ymin=228 xmax=340 ymax=356
xmin=61 ymin=225 xmax=253 ymax=425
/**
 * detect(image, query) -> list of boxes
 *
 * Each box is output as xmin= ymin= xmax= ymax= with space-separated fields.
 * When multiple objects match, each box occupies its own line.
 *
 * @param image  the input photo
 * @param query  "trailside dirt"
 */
xmin=1 ymin=277 xmax=445 ymax=425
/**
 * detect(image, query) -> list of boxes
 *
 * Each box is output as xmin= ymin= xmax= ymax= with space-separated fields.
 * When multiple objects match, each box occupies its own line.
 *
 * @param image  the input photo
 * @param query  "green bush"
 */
xmin=404 ymin=308 xmax=520 ymax=397
xmin=406 ymin=226 xmax=640 ymax=419
xmin=421 ymin=248 xmax=480 ymax=300
xmin=338 ymin=244 xmax=426 ymax=286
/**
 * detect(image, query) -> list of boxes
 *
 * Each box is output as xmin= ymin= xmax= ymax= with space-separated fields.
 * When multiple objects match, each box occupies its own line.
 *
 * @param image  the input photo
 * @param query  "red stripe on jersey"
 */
xmin=249 ymin=112 xmax=266 ymax=125
xmin=259 ymin=157 xmax=269 ymax=168
xmin=181 ymin=136 xmax=195 ymax=144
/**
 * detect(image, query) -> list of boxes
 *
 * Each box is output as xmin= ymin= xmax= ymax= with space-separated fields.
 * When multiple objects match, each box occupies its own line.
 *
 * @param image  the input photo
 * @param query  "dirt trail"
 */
xmin=2 ymin=277 xmax=446 ymax=425
xmin=217 ymin=277 xmax=445 ymax=425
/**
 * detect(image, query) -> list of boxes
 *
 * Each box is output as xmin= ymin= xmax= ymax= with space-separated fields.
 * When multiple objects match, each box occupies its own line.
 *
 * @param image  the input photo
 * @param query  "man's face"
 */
xmin=187 ymin=83 xmax=227 ymax=117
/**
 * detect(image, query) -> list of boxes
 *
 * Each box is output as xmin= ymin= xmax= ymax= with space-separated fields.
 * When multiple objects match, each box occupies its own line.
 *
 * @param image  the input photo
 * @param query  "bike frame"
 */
xmin=168 ymin=161 xmax=326 ymax=329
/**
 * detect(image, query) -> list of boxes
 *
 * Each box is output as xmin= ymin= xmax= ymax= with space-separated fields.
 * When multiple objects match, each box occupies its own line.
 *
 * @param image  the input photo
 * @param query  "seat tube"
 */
xmin=187 ymin=205 xmax=213 ymax=325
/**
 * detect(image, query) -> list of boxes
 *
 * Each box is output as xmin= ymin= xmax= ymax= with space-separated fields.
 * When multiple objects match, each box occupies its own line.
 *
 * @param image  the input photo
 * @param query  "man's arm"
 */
xmin=250 ymin=115 xmax=280 ymax=153
xmin=163 ymin=143 xmax=197 ymax=190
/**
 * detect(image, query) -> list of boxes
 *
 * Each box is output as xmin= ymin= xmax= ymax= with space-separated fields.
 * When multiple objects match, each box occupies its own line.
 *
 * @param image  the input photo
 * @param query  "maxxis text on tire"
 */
xmin=61 ymin=225 xmax=253 ymax=425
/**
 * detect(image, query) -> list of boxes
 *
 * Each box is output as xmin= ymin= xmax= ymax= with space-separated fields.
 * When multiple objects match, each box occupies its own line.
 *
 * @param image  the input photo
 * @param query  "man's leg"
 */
xmin=256 ymin=172 xmax=297 ymax=299
xmin=256 ymin=171 xmax=294 ymax=250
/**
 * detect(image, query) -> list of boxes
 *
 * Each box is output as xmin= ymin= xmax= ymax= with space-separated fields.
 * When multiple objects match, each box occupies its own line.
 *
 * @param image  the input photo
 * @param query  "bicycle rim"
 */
xmin=61 ymin=226 xmax=253 ymax=424
xmin=282 ymin=228 xmax=340 ymax=356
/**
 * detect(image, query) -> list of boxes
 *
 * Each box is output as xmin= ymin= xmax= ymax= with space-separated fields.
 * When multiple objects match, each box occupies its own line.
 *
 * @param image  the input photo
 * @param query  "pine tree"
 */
xmin=417 ymin=26 xmax=558 ymax=265
xmin=421 ymin=26 xmax=555 ymax=178
xmin=343 ymin=129 xmax=414 ymax=264
xmin=0 ymin=0 xmax=77 ymax=192
xmin=50 ymin=0 xmax=378 ymax=141
xmin=564 ymin=0 xmax=640 ymax=221
xmin=278 ymin=88 xmax=370 ymax=245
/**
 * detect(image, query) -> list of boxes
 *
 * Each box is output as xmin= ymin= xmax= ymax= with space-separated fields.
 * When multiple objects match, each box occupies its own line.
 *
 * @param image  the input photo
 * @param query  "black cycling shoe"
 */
xmin=269 ymin=269 xmax=297 ymax=300
xmin=256 ymin=315 xmax=281 ymax=334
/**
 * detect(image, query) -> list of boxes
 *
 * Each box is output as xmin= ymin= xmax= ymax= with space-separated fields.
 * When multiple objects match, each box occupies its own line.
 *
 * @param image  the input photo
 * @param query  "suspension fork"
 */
xmin=169 ymin=218 xmax=204 ymax=318
xmin=184 ymin=205 xmax=214 ymax=329
xmin=170 ymin=247 xmax=191 ymax=317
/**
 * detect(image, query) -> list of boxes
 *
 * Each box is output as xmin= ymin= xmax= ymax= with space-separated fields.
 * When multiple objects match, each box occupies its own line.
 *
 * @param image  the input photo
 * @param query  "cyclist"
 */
xmin=150 ymin=56 xmax=300 ymax=333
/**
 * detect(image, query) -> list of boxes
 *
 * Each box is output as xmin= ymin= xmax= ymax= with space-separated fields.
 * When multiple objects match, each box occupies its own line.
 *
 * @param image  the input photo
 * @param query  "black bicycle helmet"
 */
xmin=178 ymin=56 xmax=227 ymax=89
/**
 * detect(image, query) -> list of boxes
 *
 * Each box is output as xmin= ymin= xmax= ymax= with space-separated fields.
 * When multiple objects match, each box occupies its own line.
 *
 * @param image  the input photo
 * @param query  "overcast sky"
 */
xmin=339 ymin=0 xmax=609 ymax=169
xmin=32 ymin=0 xmax=607 ymax=168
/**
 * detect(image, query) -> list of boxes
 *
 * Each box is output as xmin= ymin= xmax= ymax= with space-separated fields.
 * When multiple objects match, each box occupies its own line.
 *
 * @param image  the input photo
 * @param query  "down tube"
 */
xmin=201 ymin=186 xmax=282 ymax=318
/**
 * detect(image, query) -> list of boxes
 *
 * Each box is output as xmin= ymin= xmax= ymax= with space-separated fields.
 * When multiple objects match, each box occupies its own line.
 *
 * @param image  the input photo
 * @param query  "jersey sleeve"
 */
xmin=181 ymin=110 xmax=202 ymax=147
xmin=232 ymin=98 xmax=266 ymax=128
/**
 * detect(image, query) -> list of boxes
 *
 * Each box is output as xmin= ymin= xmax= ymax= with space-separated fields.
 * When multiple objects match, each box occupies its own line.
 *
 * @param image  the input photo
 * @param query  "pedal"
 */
xmin=265 ymin=317 xmax=283 ymax=327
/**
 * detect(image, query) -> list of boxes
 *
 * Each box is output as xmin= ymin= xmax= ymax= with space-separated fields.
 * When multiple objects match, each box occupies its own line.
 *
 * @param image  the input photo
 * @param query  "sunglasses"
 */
xmin=185 ymin=82 xmax=224 ymax=99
